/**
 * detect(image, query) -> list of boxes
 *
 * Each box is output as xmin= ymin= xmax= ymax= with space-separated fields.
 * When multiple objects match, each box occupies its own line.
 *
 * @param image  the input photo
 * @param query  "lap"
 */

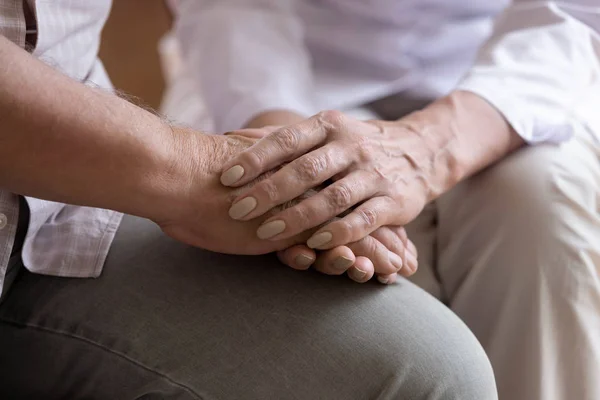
xmin=436 ymin=131 xmax=600 ymax=295
xmin=0 ymin=215 xmax=495 ymax=400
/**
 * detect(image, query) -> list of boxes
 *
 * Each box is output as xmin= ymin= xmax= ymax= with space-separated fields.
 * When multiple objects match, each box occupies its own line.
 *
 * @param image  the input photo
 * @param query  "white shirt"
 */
xmin=172 ymin=0 xmax=600 ymax=143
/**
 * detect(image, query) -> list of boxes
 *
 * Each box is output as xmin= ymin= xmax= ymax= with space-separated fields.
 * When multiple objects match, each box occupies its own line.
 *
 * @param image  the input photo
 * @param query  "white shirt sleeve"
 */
xmin=457 ymin=1 xmax=600 ymax=143
xmin=173 ymin=0 xmax=315 ymax=133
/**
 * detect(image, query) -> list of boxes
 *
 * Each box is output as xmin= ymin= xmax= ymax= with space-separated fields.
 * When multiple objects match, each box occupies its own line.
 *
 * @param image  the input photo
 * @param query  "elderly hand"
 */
xmin=220 ymin=92 xmax=520 ymax=260
xmin=219 ymin=110 xmax=434 ymax=253
xmin=153 ymin=129 xmax=315 ymax=255
xmin=278 ymin=226 xmax=418 ymax=284
xmin=229 ymin=126 xmax=418 ymax=283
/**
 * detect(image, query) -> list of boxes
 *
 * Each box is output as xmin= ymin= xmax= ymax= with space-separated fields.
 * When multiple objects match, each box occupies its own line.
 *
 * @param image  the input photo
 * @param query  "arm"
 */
xmin=0 ymin=36 xmax=313 ymax=256
xmin=0 ymin=36 xmax=178 ymax=219
xmin=173 ymin=0 xmax=315 ymax=132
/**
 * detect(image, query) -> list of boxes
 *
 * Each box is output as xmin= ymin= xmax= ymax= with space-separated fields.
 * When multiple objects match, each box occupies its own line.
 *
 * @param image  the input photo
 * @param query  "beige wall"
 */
xmin=99 ymin=0 xmax=172 ymax=110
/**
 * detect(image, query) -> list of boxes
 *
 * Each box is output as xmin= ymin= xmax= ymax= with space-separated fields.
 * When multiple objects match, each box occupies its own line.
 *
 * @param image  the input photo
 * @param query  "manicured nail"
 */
xmin=378 ymin=276 xmax=390 ymax=284
xmin=220 ymin=165 xmax=245 ymax=186
xmin=295 ymin=254 xmax=314 ymax=268
xmin=352 ymin=268 xmax=367 ymax=280
xmin=390 ymin=251 xmax=403 ymax=271
xmin=307 ymin=232 xmax=333 ymax=249
xmin=333 ymin=256 xmax=354 ymax=271
xmin=257 ymin=220 xmax=286 ymax=240
xmin=228 ymin=197 xmax=257 ymax=220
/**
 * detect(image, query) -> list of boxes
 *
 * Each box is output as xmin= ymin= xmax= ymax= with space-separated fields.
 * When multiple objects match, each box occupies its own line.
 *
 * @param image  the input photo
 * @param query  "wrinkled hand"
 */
xmin=153 ymin=129 xmax=315 ymax=255
xmin=225 ymin=126 xmax=420 ymax=283
xmin=278 ymin=225 xmax=418 ymax=284
xmin=220 ymin=111 xmax=432 ymax=257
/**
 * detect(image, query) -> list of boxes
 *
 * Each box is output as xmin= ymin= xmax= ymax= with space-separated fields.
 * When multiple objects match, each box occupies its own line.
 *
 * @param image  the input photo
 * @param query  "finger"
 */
xmin=277 ymin=245 xmax=316 ymax=271
xmin=306 ymin=196 xmax=396 ymax=250
xmin=368 ymin=226 xmax=408 ymax=275
xmin=347 ymin=256 xmax=375 ymax=283
xmin=346 ymin=235 xmax=400 ymax=276
xmin=313 ymin=245 xmax=356 ymax=276
xmin=407 ymin=238 xmax=418 ymax=258
xmin=220 ymin=112 xmax=342 ymax=187
xmin=404 ymin=241 xmax=419 ymax=276
xmin=251 ymin=172 xmax=375 ymax=241
xmin=228 ymin=143 xmax=354 ymax=221
xmin=377 ymin=273 xmax=398 ymax=285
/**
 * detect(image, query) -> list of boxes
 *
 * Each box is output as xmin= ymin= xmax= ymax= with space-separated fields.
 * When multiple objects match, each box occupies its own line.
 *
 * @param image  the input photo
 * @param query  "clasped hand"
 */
xmin=220 ymin=111 xmax=434 ymax=283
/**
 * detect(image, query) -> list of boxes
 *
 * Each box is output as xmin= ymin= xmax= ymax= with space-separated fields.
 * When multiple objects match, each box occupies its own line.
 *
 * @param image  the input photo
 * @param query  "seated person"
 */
xmin=0 ymin=1 xmax=495 ymax=398
xmin=163 ymin=1 xmax=600 ymax=399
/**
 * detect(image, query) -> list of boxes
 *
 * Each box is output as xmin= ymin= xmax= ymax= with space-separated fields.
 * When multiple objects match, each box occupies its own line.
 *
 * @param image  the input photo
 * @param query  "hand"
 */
xmin=277 ymin=225 xmax=419 ymax=284
xmin=231 ymin=123 xmax=419 ymax=283
xmin=220 ymin=92 xmax=521 ymax=257
xmin=219 ymin=111 xmax=433 ymax=253
xmin=151 ymin=128 xmax=317 ymax=255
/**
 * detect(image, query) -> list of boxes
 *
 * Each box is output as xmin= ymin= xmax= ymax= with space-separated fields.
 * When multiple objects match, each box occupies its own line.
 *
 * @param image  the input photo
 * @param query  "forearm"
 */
xmin=396 ymin=90 xmax=524 ymax=200
xmin=0 ymin=37 xmax=191 ymax=219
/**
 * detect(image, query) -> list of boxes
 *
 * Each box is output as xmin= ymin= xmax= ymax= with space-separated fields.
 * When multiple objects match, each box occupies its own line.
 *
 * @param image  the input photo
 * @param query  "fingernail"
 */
xmin=378 ymin=276 xmax=390 ymax=284
xmin=220 ymin=165 xmax=245 ymax=186
xmin=307 ymin=232 xmax=333 ymax=249
xmin=352 ymin=268 xmax=367 ymax=279
xmin=389 ymin=251 xmax=403 ymax=271
xmin=295 ymin=254 xmax=314 ymax=268
xmin=333 ymin=256 xmax=354 ymax=271
xmin=257 ymin=220 xmax=286 ymax=240
xmin=228 ymin=197 xmax=257 ymax=220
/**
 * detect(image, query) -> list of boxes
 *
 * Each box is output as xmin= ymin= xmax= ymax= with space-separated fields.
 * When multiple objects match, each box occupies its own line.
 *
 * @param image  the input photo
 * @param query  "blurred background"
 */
xmin=99 ymin=0 xmax=172 ymax=110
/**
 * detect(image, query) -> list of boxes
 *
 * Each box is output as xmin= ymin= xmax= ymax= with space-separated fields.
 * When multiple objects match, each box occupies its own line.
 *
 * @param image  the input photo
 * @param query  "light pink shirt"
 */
xmin=0 ymin=0 xmax=122 ymax=297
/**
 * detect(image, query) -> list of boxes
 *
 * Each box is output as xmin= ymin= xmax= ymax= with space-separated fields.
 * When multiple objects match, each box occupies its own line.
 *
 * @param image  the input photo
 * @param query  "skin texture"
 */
xmin=0 ymin=36 xmax=413 ymax=284
xmin=184 ymin=131 xmax=417 ymax=283
xmin=239 ymin=119 xmax=417 ymax=283
xmin=222 ymin=93 xmax=524 ymax=256
xmin=0 ymin=37 xmax=310 ymax=258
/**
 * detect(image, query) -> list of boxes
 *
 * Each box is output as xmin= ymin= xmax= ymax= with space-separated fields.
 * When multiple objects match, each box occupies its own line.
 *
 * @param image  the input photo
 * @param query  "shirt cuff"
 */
xmin=457 ymin=76 xmax=575 ymax=144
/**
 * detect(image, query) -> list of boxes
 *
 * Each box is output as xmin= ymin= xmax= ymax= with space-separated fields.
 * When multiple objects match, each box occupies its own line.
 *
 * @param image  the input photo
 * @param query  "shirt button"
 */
xmin=0 ymin=213 xmax=7 ymax=230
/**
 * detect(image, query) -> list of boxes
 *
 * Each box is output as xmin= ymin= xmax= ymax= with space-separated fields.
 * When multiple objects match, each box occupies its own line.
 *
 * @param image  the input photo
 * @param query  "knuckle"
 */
xmin=327 ymin=184 xmax=354 ymax=211
xmin=355 ymin=137 xmax=375 ymax=162
xmin=317 ymin=110 xmax=345 ymax=127
xmin=296 ymin=155 xmax=328 ymax=182
xmin=357 ymin=208 xmax=378 ymax=229
xmin=386 ymin=237 xmax=404 ymax=255
xmin=255 ymin=179 xmax=279 ymax=203
xmin=273 ymin=128 xmax=300 ymax=152
xmin=335 ymin=220 xmax=355 ymax=243
xmin=243 ymin=150 xmax=266 ymax=172
xmin=361 ymin=236 xmax=380 ymax=256
xmin=286 ymin=204 xmax=312 ymax=229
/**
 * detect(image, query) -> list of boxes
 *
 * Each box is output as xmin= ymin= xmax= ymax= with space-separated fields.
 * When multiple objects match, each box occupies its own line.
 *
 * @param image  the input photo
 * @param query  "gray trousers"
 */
xmin=0 ymin=214 xmax=496 ymax=399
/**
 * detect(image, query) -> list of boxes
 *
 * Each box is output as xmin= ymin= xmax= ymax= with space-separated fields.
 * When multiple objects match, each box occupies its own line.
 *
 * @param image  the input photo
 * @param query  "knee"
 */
xmin=363 ymin=288 xmax=498 ymax=399
xmin=391 ymin=332 xmax=497 ymax=400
